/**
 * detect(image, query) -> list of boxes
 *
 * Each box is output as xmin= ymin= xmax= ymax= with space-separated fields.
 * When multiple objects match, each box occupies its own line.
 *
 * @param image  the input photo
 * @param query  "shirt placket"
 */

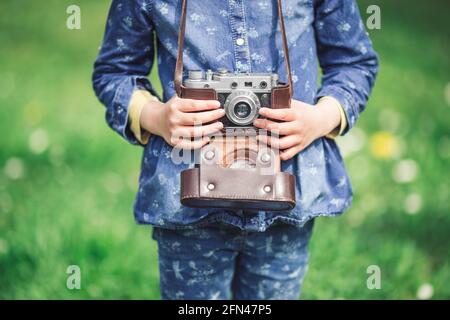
xmin=228 ymin=0 xmax=251 ymax=73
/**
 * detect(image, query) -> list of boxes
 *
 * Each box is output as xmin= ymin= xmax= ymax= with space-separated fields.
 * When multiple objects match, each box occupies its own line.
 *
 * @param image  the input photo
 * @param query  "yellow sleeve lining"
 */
xmin=320 ymin=96 xmax=348 ymax=139
xmin=128 ymin=90 xmax=159 ymax=145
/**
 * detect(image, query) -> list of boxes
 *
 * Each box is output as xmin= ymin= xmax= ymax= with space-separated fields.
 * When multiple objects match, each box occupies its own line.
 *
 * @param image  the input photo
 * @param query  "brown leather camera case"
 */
xmin=181 ymin=135 xmax=296 ymax=211
xmin=176 ymin=0 xmax=296 ymax=211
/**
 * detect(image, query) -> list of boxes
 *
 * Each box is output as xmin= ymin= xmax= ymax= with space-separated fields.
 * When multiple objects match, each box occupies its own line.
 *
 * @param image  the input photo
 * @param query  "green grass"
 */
xmin=0 ymin=0 xmax=449 ymax=299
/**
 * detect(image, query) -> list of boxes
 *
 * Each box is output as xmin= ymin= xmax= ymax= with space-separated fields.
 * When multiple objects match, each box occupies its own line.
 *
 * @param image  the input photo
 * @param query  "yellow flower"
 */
xmin=370 ymin=131 xmax=398 ymax=159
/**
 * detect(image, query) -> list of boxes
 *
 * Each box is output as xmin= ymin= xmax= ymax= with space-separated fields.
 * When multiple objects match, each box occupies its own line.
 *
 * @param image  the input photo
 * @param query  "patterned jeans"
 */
xmin=152 ymin=219 xmax=314 ymax=300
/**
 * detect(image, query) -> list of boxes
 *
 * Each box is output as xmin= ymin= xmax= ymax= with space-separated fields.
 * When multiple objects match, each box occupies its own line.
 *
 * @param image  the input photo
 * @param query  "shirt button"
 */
xmin=236 ymin=38 xmax=245 ymax=46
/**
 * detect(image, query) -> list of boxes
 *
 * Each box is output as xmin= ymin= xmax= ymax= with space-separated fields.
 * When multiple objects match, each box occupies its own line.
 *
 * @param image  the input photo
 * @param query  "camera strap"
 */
xmin=174 ymin=0 xmax=293 ymax=97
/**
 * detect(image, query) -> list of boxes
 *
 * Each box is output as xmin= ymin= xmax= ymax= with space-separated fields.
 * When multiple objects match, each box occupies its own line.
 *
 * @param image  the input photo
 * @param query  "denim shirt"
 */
xmin=92 ymin=0 xmax=378 ymax=231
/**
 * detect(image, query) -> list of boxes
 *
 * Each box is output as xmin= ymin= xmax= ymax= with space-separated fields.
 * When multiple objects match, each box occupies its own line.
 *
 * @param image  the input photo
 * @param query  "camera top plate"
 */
xmin=184 ymin=69 xmax=280 ymax=93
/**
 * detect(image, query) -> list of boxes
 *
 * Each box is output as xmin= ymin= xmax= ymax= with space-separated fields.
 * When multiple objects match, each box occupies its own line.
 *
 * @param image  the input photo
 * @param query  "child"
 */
xmin=93 ymin=0 xmax=378 ymax=299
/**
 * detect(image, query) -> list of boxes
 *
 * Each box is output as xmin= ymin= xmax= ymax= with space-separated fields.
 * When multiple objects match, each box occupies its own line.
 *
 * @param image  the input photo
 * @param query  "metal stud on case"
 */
xmin=260 ymin=152 xmax=271 ymax=163
xmin=204 ymin=150 xmax=215 ymax=160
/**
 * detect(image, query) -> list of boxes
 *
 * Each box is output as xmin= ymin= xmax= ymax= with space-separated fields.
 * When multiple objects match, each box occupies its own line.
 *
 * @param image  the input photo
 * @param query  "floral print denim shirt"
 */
xmin=92 ymin=0 xmax=379 ymax=231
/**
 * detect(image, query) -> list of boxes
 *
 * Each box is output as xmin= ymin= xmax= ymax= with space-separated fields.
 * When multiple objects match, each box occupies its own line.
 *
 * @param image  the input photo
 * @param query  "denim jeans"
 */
xmin=152 ymin=219 xmax=314 ymax=300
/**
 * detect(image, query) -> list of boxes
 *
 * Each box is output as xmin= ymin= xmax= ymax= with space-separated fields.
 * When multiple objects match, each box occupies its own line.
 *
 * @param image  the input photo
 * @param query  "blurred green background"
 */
xmin=0 ymin=0 xmax=449 ymax=299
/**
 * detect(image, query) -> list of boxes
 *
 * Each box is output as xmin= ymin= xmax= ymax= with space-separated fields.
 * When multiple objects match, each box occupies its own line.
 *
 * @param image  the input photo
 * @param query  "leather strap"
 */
xmin=174 ymin=0 xmax=188 ymax=96
xmin=174 ymin=0 xmax=293 ymax=97
xmin=276 ymin=0 xmax=293 ymax=97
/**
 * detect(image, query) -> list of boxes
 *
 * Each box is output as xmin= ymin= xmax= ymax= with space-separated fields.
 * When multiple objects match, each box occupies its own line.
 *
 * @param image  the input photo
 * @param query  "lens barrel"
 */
xmin=224 ymin=90 xmax=261 ymax=126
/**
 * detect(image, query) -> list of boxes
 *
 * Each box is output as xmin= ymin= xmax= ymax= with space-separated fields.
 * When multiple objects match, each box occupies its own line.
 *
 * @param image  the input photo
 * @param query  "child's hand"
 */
xmin=254 ymin=99 xmax=341 ymax=160
xmin=140 ymin=96 xmax=225 ymax=149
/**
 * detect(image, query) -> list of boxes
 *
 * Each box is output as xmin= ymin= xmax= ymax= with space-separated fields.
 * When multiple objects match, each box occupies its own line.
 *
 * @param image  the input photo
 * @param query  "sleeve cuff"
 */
xmin=128 ymin=90 xmax=159 ymax=145
xmin=319 ymin=96 xmax=348 ymax=139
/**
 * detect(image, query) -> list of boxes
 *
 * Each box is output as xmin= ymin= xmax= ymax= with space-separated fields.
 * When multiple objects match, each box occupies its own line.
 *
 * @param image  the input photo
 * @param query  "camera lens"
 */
xmin=233 ymin=102 xmax=252 ymax=119
xmin=224 ymin=90 xmax=260 ymax=126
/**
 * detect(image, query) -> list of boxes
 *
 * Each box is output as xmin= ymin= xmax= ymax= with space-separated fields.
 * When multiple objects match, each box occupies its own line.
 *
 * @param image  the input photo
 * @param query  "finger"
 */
xmin=177 ymin=99 xmax=221 ymax=112
xmin=172 ymin=137 xmax=211 ymax=150
xmin=173 ymin=122 xmax=223 ymax=138
xmin=280 ymin=145 xmax=303 ymax=161
xmin=253 ymin=118 xmax=297 ymax=135
xmin=258 ymin=107 xmax=296 ymax=121
xmin=257 ymin=134 xmax=300 ymax=150
xmin=179 ymin=108 xmax=225 ymax=125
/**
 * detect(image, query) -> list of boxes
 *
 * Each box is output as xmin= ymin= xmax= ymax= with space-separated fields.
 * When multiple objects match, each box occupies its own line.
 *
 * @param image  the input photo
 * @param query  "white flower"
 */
xmin=417 ymin=283 xmax=434 ymax=300
xmin=304 ymin=80 xmax=310 ymax=91
xmin=190 ymin=13 xmax=205 ymax=26
xmin=158 ymin=173 xmax=167 ymax=185
xmin=250 ymin=53 xmax=265 ymax=65
xmin=116 ymin=38 xmax=126 ymax=51
xmin=235 ymin=61 xmax=249 ymax=71
xmin=205 ymin=27 xmax=217 ymax=36
xmin=4 ymin=158 xmax=25 ymax=180
xmin=141 ymin=1 xmax=150 ymax=12
xmin=247 ymin=27 xmax=259 ymax=38
xmin=404 ymin=193 xmax=422 ymax=215
xmin=337 ymin=176 xmax=347 ymax=188
xmin=258 ymin=1 xmax=269 ymax=10
xmin=123 ymin=16 xmax=132 ymax=27
xmin=285 ymin=7 xmax=294 ymax=19
xmin=236 ymin=26 xmax=246 ymax=34
xmin=338 ymin=127 xmax=367 ymax=157
xmin=156 ymin=3 xmax=168 ymax=15
xmin=308 ymin=166 xmax=318 ymax=176
xmin=301 ymin=59 xmax=308 ymax=70
xmin=163 ymin=39 xmax=173 ymax=51
xmin=392 ymin=159 xmax=419 ymax=183
xmin=29 ymin=128 xmax=49 ymax=154
xmin=359 ymin=42 xmax=368 ymax=54
xmin=337 ymin=22 xmax=351 ymax=32
xmin=330 ymin=198 xmax=343 ymax=207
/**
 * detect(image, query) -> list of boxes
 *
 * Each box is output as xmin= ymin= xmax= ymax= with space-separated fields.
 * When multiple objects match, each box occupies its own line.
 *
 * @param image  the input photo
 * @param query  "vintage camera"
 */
xmin=184 ymin=69 xmax=283 ymax=129
xmin=179 ymin=69 xmax=296 ymax=211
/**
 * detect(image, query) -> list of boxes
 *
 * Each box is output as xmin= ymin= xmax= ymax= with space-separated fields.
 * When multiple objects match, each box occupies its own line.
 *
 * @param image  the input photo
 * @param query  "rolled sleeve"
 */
xmin=110 ymin=76 xmax=157 ymax=145
xmin=128 ymin=89 xmax=159 ymax=145
xmin=321 ymin=96 xmax=348 ymax=139
xmin=314 ymin=0 xmax=379 ymax=135
xmin=92 ymin=0 xmax=160 ymax=145
xmin=318 ymin=86 xmax=356 ymax=135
